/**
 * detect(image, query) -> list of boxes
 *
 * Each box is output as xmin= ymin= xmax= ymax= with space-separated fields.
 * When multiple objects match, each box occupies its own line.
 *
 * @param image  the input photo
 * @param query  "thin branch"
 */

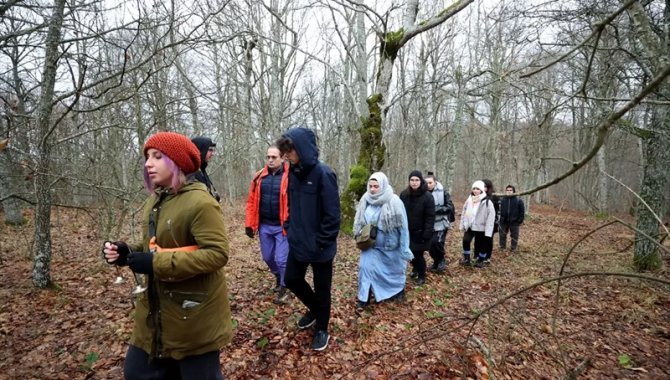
xmin=520 ymin=0 xmax=638 ymax=79
xmin=516 ymin=63 xmax=670 ymax=197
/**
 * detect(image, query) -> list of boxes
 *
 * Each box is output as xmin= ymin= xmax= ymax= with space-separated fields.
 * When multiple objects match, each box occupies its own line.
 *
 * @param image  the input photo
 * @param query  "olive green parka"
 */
xmin=130 ymin=181 xmax=231 ymax=360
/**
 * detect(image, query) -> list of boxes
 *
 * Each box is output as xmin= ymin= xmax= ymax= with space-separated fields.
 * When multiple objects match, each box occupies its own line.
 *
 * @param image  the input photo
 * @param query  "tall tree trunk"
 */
xmin=634 ymin=104 xmax=669 ymax=270
xmin=339 ymin=0 xmax=474 ymax=231
xmin=0 ymin=145 xmax=24 ymax=225
xmin=627 ymin=2 xmax=669 ymax=270
xmin=32 ymin=0 xmax=66 ymax=288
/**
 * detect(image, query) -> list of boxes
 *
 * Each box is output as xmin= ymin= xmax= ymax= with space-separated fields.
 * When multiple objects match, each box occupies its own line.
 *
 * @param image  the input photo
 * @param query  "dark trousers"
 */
xmin=284 ymin=253 xmax=333 ymax=331
xmin=429 ymin=230 xmax=448 ymax=265
xmin=462 ymin=229 xmax=490 ymax=260
xmin=499 ymin=222 xmax=520 ymax=250
xmin=411 ymin=249 xmax=427 ymax=278
xmin=124 ymin=345 xmax=223 ymax=380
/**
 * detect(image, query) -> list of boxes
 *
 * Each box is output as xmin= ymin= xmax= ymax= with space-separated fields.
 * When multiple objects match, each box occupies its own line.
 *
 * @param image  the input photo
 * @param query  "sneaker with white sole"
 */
xmin=311 ymin=330 xmax=330 ymax=351
xmin=297 ymin=312 xmax=316 ymax=329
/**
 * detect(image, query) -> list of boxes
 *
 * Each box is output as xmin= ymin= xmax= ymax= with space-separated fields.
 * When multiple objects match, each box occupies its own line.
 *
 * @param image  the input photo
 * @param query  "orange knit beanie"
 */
xmin=143 ymin=132 xmax=201 ymax=174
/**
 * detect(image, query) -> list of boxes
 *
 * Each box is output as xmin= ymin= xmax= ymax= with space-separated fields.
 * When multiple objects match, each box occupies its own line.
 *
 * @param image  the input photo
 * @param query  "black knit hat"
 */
xmin=408 ymin=170 xmax=423 ymax=181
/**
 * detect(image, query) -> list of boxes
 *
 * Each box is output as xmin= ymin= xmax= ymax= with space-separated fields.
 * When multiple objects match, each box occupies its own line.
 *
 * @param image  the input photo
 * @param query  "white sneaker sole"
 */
xmin=312 ymin=335 xmax=330 ymax=351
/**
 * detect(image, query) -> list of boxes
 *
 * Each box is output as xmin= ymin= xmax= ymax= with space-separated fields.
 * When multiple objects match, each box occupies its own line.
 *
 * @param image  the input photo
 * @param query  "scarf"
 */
xmin=354 ymin=172 xmax=406 ymax=234
xmin=461 ymin=191 xmax=486 ymax=230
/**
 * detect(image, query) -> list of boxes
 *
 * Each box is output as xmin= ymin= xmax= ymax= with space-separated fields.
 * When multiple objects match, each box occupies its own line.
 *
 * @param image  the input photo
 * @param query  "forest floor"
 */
xmin=1 ymin=201 xmax=669 ymax=380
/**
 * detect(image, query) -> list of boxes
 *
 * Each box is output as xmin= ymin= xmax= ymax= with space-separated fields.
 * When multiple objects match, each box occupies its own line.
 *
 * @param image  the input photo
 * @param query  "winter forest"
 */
xmin=1 ymin=0 xmax=669 ymax=379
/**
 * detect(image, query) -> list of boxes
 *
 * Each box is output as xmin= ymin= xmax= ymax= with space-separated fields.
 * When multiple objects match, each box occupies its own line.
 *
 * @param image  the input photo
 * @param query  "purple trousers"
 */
xmin=259 ymin=224 xmax=288 ymax=286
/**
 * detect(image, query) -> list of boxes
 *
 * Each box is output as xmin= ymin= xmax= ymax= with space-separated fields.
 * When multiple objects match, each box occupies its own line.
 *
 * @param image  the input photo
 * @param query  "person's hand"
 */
xmin=128 ymin=252 xmax=154 ymax=275
xmin=102 ymin=241 xmax=130 ymax=266
xmin=245 ymin=227 xmax=254 ymax=239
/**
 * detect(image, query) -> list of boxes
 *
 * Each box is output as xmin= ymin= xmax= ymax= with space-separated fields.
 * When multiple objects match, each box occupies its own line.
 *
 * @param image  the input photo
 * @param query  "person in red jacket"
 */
xmin=244 ymin=146 xmax=290 ymax=304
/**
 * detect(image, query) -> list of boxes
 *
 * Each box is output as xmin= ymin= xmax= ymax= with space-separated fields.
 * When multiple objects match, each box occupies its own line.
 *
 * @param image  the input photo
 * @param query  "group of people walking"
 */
xmin=100 ymin=127 xmax=525 ymax=379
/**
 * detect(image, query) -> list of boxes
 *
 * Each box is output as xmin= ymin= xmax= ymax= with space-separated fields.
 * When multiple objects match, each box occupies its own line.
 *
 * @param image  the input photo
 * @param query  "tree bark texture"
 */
xmin=32 ymin=0 xmax=66 ymax=289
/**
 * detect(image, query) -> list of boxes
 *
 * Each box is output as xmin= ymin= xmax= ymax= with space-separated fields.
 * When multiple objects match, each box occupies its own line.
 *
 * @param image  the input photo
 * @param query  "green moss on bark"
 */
xmin=340 ymin=94 xmax=387 ymax=232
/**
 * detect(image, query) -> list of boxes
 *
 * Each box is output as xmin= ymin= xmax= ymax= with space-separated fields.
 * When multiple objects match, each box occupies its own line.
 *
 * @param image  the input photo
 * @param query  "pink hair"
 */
xmin=143 ymin=152 xmax=186 ymax=193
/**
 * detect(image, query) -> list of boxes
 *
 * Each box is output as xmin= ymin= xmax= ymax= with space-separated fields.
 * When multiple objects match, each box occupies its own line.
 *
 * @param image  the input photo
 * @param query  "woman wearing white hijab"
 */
xmin=353 ymin=172 xmax=413 ymax=309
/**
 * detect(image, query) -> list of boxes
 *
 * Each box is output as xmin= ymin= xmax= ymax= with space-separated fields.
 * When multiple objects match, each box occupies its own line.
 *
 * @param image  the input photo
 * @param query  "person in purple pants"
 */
xmin=245 ymin=146 xmax=290 ymax=304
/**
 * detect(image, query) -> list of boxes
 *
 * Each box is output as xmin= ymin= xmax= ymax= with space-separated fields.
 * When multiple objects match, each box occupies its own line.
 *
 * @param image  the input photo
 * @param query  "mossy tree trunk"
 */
xmin=633 ymin=117 xmax=669 ymax=271
xmin=339 ymin=0 xmax=475 ymax=232
xmin=627 ymin=2 xmax=669 ymax=271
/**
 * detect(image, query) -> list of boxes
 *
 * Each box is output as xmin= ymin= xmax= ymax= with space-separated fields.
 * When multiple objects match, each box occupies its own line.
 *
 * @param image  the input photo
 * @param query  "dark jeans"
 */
xmin=462 ymin=229 xmax=490 ymax=260
xmin=284 ymin=253 xmax=333 ymax=331
xmin=499 ymin=222 xmax=520 ymax=250
xmin=410 ymin=249 xmax=427 ymax=278
xmin=124 ymin=345 xmax=223 ymax=380
xmin=429 ymin=229 xmax=448 ymax=265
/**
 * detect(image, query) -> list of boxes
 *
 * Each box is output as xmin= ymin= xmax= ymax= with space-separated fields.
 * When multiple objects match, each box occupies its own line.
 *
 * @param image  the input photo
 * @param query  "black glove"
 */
xmin=102 ymin=240 xmax=130 ymax=266
xmin=245 ymin=227 xmax=254 ymax=238
xmin=128 ymin=252 xmax=154 ymax=275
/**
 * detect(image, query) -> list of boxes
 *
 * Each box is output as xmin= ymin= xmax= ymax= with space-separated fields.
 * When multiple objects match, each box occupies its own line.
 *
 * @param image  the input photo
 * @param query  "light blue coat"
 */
xmin=358 ymin=204 xmax=412 ymax=302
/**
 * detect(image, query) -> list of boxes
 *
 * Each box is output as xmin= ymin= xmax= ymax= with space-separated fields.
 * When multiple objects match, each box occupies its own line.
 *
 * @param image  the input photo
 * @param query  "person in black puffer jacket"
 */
xmin=400 ymin=170 xmax=435 ymax=286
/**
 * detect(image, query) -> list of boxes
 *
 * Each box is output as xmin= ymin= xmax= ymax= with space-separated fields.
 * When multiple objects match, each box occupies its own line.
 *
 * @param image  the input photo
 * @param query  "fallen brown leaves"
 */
xmin=0 ymin=203 xmax=669 ymax=379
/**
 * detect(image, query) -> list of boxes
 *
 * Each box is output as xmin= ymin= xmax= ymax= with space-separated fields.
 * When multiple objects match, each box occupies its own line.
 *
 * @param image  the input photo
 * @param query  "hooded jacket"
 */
xmin=282 ymin=128 xmax=340 ymax=262
xmin=191 ymin=137 xmax=219 ymax=201
xmin=130 ymin=181 xmax=231 ymax=360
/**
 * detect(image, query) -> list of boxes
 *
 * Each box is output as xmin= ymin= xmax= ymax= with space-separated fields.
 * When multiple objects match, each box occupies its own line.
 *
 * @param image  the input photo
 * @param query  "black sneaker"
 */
xmin=459 ymin=258 xmax=471 ymax=266
xmin=356 ymin=300 xmax=369 ymax=311
xmin=311 ymin=330 xmax=330 ymax=351
xmin=475 ymin=260 xmax=490 ymax=268
xmin=297 ymin=312 xmax=316 ymax=329
xmin=409 ymin=269 xmax=418 ymax=279
xmin=273 ymin=287 xmax=288 ymax=304
xmin=414 ymin=277 xmax=426 ymax=286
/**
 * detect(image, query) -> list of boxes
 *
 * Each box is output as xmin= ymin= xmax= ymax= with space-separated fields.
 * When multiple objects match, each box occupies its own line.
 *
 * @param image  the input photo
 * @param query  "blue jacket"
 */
xmin=283 ymin=128 xmax=340 ymax=262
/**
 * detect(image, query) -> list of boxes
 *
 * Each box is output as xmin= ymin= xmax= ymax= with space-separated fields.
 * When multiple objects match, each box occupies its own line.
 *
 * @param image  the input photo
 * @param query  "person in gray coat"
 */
xmin=459 ymin=180 xmax=496 ymax=268
xmin=425 ymin=172 xmax=455 ymax=273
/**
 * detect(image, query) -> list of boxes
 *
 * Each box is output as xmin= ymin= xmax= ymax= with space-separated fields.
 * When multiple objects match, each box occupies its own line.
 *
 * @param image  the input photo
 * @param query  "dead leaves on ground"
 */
xmin=0 ymin=203 xmax=669 ymax=379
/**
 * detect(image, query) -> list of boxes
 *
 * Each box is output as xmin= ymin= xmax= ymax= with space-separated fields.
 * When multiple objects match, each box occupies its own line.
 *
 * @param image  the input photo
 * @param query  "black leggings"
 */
xmin=462 ymin=229 xmax=491 ymax=258
xmin=124 ymin=345 xmax=223 ymax=380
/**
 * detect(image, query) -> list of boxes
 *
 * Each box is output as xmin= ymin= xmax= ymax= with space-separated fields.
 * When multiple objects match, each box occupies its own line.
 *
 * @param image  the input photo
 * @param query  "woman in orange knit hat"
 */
xmin=102 ymin=131 xmax=231 ymax=380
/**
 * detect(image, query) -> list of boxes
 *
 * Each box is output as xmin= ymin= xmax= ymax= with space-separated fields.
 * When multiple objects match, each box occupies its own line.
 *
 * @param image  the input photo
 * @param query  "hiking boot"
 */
xmin=409 ymin=269 xmax=418 ymax=279
xmin=273 ymin=287 xmax=288 ymax=304
xmin=435 ymin=259 xmax=447 ymax=273
xmin=311 ymin=330 xmax=330 ymax=351
xmin=273 ymin=274 xmax=281 ymax=292
xmin=459 ymin=258 xmax=471 ymax=266
xmin=297 ymin=312 xmax=316 ymax=330
xmin=414 ymin=277 xmax=426 ymax=286
xmin=389 ymin=289 xmax=405 ymax=303
xmin=356 ymin=300 xmax=369 ymax=311
xmin=475 ymin=260 xmax=489 ymax=268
